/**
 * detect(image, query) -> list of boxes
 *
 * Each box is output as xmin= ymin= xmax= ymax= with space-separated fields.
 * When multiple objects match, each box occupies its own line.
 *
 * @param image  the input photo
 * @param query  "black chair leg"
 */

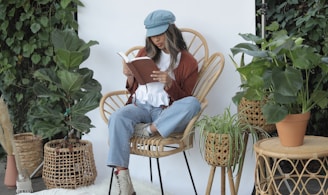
xmin=149 ymin=157 xmax=153 ymax=182
xmin=156 ymin=158 xmax=164 ymax=195
xmin=183 ymin=151 xmax=198 ymax=195
xmin=108 ymin=168 xmax=114 ymax=195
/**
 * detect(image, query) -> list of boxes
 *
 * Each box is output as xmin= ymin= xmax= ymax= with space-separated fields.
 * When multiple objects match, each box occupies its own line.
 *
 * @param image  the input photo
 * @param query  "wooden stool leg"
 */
xmin=234 ymin=133 xmax=249 ymax=194
xmin=206 ymin=166 xmax=216 ymax=195
xmin=227 ymin=167 xmax=236 ymax=195
xmin=221 ymin=167 xmax=226 ymax=195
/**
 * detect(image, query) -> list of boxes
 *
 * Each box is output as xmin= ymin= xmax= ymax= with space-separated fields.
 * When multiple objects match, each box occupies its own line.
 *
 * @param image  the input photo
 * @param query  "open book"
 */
xmin=117 ymin=52 xmax=159 ymax=85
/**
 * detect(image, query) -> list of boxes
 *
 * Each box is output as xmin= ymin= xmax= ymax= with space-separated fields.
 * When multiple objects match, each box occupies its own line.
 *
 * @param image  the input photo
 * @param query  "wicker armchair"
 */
xmin=99 ymin=28 xmax=224 ymax=195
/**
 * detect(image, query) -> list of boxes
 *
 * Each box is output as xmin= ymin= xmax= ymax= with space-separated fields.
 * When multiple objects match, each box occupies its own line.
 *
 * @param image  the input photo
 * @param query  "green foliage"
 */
xmin=231 ymin=24 xmax=328 ymax=124
xmin=0 ymin=0 xmax=82 ymax=133
xmin=195 ymin=107 xmax=269 ymax=173
xmin=256 ymin=0 xmax=328 ymax=134
xmin=28 ymin=29 xmax=102 ymax=140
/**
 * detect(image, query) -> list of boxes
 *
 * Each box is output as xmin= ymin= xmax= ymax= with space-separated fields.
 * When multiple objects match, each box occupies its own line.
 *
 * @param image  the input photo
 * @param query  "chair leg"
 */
xmin=108 ymin=168 xmax=114 ymax=195
xmin=183 ymin=151 xmax=198 ymax=195
xmin=156 ymin=158 xmax=164 ymax=195
xmin=149 ymin=157 xmax=153 ymax=182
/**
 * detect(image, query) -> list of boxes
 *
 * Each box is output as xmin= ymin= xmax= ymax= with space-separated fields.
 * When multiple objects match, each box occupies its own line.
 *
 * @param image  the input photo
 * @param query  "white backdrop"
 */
xmin=78 ymin=0 xmax=256 ymax=194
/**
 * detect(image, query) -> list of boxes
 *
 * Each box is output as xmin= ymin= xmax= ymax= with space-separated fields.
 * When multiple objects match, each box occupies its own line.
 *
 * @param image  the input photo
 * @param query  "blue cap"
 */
xmin=144 ymin=10 xmax=176 ymax=37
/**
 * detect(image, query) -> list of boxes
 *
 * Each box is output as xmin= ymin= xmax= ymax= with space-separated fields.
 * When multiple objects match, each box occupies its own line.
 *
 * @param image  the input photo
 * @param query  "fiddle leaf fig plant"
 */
xmin=231 ymin=22 xmax=328 ymax=124
xmin=28 ymin=29 xmax=102 ymax=140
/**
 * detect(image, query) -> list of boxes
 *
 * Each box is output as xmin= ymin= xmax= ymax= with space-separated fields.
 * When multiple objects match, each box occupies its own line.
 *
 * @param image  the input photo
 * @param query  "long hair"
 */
xmin=145 ymin=24 xmax=187 ymax=71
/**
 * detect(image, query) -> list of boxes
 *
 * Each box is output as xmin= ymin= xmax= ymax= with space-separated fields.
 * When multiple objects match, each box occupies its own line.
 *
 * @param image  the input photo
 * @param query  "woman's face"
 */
xmin=150 ymin=33 xmax=167 ymax=52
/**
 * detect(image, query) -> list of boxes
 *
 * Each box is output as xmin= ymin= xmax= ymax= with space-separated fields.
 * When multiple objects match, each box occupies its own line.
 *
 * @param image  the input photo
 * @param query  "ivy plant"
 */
xmin=0 ymin=0 xmax=82 ymax=133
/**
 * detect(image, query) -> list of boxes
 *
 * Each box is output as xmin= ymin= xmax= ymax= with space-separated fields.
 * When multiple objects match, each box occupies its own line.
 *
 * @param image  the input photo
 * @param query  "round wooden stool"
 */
xmin=254 ymin=136 xmax=328 ymax=195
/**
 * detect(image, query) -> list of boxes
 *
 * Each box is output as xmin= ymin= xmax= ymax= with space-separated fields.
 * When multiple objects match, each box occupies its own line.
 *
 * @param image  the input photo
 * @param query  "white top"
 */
xmin=134 ymin=51 xmax=181 ymax=107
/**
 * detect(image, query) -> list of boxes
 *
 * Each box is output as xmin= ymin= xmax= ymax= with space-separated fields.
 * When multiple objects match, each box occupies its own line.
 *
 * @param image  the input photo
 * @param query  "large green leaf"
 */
xmin=262 ymin=103 xmax=288 ymax=124
xmin=57 ymin=70 xmax=84 ymax=94
xmin=56 ymin=49 xmax=84 ymax=69
xmin=271 ymin=67 xmax=303 ymax=96
xmin=66 ymin=115 xmax=94 ymax=134
xmin=291 ymin=46 xmax=321 ymax=69
xmin=33 ymin=68 xmax=59 ymax=83
xmin=71 ymin=92 xmax=101 ymax=115
xmin=33 ymin=83 xmax=64 ymax=99
xmin=231 ymin=43 xmax=268 ymax=58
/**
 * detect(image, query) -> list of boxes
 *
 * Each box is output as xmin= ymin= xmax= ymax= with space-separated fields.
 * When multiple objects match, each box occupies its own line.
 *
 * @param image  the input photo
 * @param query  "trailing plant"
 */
xmin=0 ymin=0 xmax=82 ymax=134
xmin=27 ymin=29 xmax=102 ymax=140
xmin=195 ymin=106 xmax=269 ymax=173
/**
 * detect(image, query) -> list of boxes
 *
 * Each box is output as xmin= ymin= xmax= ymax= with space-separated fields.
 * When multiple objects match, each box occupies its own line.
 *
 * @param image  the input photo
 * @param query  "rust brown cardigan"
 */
xmin=126 ymin=47 xmax=198 ymax=105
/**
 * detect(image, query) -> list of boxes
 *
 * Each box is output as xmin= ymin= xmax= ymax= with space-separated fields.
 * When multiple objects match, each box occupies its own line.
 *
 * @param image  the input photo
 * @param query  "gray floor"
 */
xmin=1 ymin=157 xmax=326 ymax=195
xmin=0 ymin=158 xmax=45 ymax=195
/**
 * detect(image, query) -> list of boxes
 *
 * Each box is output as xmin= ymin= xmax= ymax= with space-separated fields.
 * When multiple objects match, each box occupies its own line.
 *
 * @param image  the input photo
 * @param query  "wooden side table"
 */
xmin=254 ymin=136 xmax=328 ymax=195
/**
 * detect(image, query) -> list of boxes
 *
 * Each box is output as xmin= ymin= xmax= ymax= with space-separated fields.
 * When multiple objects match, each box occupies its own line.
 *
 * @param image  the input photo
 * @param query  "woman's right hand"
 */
xmin=123 ymin=62 xmax=133 ymax=77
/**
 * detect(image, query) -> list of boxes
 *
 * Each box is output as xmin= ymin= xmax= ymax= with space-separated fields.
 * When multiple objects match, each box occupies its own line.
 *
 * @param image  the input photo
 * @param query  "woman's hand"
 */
xmin=123 ymin=62 xmax=133 ymax=77
xmin=151 ymin=71 xmax=172 ymax=89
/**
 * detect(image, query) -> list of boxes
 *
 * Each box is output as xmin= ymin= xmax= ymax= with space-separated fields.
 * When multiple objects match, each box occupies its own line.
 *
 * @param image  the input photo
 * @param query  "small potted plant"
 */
xmin=230 ymin=22 xmax=328 ymax=146
xmin=28 ymin=29 xmax=102 ymax=189
xmin=195 ymin=106 xmax=268 ymax=173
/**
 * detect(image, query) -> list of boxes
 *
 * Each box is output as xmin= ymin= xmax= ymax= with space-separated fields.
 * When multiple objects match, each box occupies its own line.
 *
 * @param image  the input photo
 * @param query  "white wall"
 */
xmin=78 ymin=0 xmax=255 ymax=194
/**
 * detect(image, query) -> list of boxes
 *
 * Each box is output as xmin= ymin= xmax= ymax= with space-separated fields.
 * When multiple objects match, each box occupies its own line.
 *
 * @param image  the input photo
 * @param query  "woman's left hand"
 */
xmin=151 ymin=71 xmax=172 ymax=89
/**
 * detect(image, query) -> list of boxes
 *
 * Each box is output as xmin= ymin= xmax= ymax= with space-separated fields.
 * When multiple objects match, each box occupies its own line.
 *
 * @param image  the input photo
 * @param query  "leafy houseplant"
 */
xmin=0 ymin=0 xmax=81 ymax=135
xmin=230 ymin=22 xmax=328 ymax=124
xmin=256 ymin=0 xmax=328 ymax=136
xmin=195 ymin=107 xmax=269 ymax=173
xmin=28 ymin=29 xmax=102 ymax=140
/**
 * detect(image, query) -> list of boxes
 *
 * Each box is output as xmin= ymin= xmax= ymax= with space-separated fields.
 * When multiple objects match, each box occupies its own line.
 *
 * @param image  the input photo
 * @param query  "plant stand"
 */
xmin=42 ymin=139 xmax=97 ymax=189
xmin=205 ymin=134 xmax=249 ymax=195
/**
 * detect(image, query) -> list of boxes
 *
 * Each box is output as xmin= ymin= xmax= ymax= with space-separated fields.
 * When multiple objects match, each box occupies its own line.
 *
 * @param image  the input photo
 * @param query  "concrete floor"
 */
xmin=1 ymin=157 xmax=326 ymax=195
xmin=0 ymin=158 xmax=46 ymax=195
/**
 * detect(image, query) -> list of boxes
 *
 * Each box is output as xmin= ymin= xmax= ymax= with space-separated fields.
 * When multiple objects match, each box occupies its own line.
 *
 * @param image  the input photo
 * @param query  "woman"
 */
xmin=107 ymin=9 xmax=201 ymax=195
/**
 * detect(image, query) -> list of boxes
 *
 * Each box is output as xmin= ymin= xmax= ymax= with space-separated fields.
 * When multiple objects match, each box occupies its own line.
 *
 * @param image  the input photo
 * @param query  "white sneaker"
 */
xmin=115 ymin=169 xmax=136 ymax=195
xmin=134 ymin=123 xmax=151 ymax=138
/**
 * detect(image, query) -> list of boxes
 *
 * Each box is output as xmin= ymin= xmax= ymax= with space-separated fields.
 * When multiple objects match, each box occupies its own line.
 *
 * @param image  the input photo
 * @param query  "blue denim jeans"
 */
xmin=107 ymin=96 xmax=201 ymax=168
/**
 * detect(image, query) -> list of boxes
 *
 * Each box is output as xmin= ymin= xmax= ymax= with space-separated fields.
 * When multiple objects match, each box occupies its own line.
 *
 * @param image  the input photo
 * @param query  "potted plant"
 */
xmin=230 ymin=22 xmax=328 ymax=146
xmin=195 ymin=106 xmax=269 ymax=194
xmin=27 ymin=29 xmax=102 ymax=189
xmin=195 ymin=106 xmax=268 ymax=173
xmin=0 ymin=0 xmax=81 ymax=135
xmin=0 ymin=0 xmax=84 ymax=178
xmin=230 ymin=54 xmax=276 ymax=133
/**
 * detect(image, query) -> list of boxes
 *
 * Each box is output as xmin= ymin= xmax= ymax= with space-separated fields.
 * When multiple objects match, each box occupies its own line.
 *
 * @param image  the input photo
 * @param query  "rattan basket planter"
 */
xmin=42 ymin=139 xmax=97 ymax=189
xmin=14 ymin=133 xmax=43 ymax=178
xmin=238 ymin=98 xmax=276 ymax=133
xmin=204 ymin=133 xmax=236 ymax=167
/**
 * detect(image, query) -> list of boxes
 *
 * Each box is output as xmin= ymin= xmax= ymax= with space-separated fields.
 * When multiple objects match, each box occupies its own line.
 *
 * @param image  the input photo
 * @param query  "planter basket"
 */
xmin=238 ymin=98 xmax=276 ymax=133
xmin=42 ymin=139 xmax=97 ymax=189
xmin=14 ymin=133 xmax=43 ymax=178
xmin=204 ymin=133 xmax=234 ymax=167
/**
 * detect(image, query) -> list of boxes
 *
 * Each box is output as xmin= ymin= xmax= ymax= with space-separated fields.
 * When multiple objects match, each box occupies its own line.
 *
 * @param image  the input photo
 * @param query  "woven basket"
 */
xmin=14 ymin=133 xmax=43 ymax=178
xmin=204 ymin=133 xmax=235 ymax=167
xmin=42 ymin=139 xmax=97 ymax=189
xmin=238 ymin=98 xmax=276 ymax=133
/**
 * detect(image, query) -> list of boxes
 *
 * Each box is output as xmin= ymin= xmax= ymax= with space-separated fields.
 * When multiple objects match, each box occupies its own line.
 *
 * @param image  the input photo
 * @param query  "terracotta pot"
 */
xmin=4 ymin=155 xmax=18 ymax=189
xmin=275 ymin=112 xmax=310 ymax=147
